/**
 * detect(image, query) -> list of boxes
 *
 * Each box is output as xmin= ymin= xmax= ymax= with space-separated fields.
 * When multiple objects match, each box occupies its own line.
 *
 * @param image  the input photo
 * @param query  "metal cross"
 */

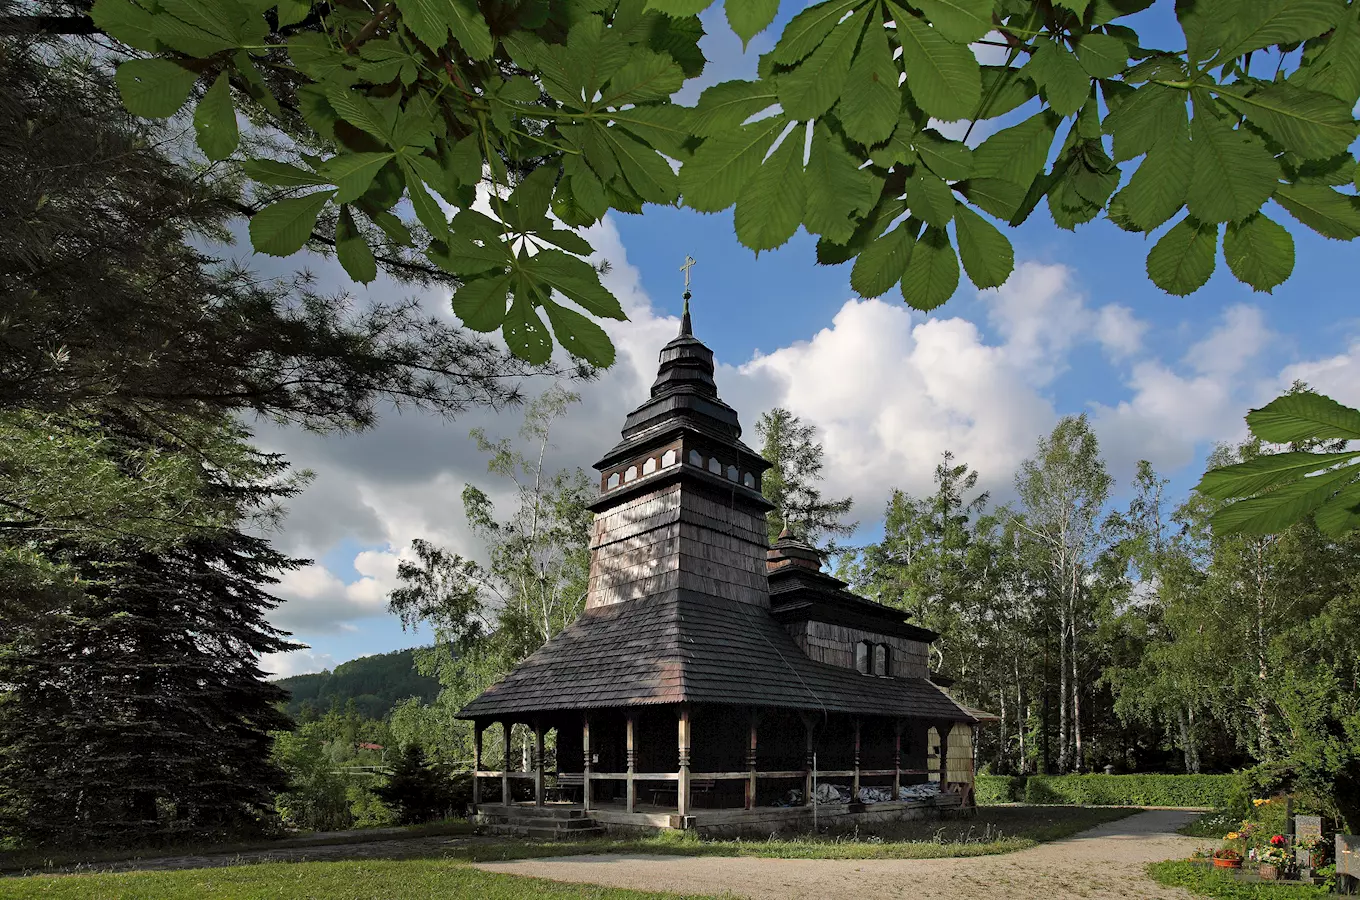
xmin=680 ymin=255 xmax=697 ymax=291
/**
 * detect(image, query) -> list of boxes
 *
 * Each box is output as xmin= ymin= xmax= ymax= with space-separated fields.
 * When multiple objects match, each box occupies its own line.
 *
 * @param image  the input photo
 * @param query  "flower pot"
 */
xmin=1260 ymin=864 xmax=1279 ymax=881
xmin=1213 ymin=857 xmax=1242 ymax=869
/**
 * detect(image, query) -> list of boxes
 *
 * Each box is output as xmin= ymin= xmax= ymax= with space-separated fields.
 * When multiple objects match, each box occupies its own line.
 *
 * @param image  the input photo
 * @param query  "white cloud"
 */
xmin=1094 ymin=304 xmax=1147 ymax=360
xmin=1185 ymin=305 xmax=1270 ymax=377
xmin=262 ymin=648 xmax=336 ymax=679
xmin=1281 ymin=341 xmax=1360 ymax=406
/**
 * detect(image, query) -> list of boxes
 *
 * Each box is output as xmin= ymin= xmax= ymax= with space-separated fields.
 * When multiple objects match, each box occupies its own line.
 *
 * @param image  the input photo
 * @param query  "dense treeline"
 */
xmin=275 ymin=648 xmax=440 ymax=721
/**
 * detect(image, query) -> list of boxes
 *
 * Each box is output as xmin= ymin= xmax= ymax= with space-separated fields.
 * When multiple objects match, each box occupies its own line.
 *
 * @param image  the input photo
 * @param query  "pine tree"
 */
xmin=0 ymin=423 xmax=303 ymax=848
xmin=376 ymin=743 xmax=449 ymax=825
xmin=756 ymin=408 xmax=856 ymax=551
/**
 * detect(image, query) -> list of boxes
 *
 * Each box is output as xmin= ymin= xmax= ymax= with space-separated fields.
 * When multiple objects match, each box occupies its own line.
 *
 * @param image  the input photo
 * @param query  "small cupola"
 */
xmin=766 ymin=528 xmax=825 ymax=573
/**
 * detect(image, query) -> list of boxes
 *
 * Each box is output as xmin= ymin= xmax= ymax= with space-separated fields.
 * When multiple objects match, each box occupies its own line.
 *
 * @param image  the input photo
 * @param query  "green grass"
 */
xmin=0 ymin=859 xmax=711 ymax=900
xmin=1178 ymin=809 xmax=1240 ymax=838
xmin=1147 ymin=861 xmax=1331 ymax=899
xmin=463 ymin=805 xmax=1138 ymax=862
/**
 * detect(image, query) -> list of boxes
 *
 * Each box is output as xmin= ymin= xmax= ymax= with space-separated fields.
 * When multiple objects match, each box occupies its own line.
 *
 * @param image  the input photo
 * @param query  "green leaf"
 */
xmin=1274 ymin=181 xmax=1360 ymax=239
xmin=1187 ymin=106 xmax=1280 ymax=224
xmin=248 ymin=191 xmax=334 ymax=256
xmin=193 ymin=73 xmax=238 ymax=161
xmin=911 ymin=0 xmax=995 ymax=44
xmin=735 ymin=134 xmax=807 ymax=252
xmin=899 ymin=225 xmax=959 ymax=310
xmin=680 ymin=116 xmax=787 ymax=212
xmin=777 ymin=17 xmax=860 ymax=121
xmin=1025 ymin=39 xmax=1090 ymax=117
xmin=691 ymin=80 xmax=780 ymax=136
xmin=913 ymin=129 xmax=973 ymax=181
xmin=727 ymin=0 xmax=780 ymax=48
xmin=1216 ymin=82 xmax=1360 ymax=160
xmin=1103 ymin=83 xmax=1188 ymax=163
xmin=602 ymin=49 xmax=685 ymax=106
xmin=321 ymin=152 xmax=396 ymax=203
xmin=453 ymin=273 xmax=512 ymax=332
xmin=276 ymin=0 xmax=311 ymax=27
xmin=398 ymin=0 xmax=494 ymax=59
xmin=1146 ymin=216 xmax=1217 ymax=295
xmin=327 ymin=87 xmax=394 ymax=145
xmin=771 ymin=0 xmax=862 ymax=65
xmin=840 ymin=20 xmax=900 ymax=145
xmin=90 ymin=0 xmax=160 ymax=51
xmin=1211 ymin=463 xmax=1360 ymax=535
xmin=526 ymin=250 xmax=626 ymax=320
xmin=336 ymin=206 xmax=377 ymax=284
xmin=1075 ymin=33 xmax=1129 ymax=79
xmin=508 ymin=166 xmax=558 ymax=228
xmin=954 ymin=204 xmax=1014 ymax=289
xmin=1054 ymin=0 xmax=1091 ymax=14
xmin=1214 ymin=0 xmax=1344 ymax=63
xmin=233 ymin=50 xmax=282 ymax=118
xmin=904 ymin=170 xmax=956 ymax=227
xmin=971 ymin=111 xmax=1060 ymax=184
xmin=598 ymin=126 xmax=680 ymax=205
xmin=1223 ymin=213 xmax=1295 ymax=292
xmin=645 ymin=0 xmax=713 ymax=14
xmin=1299 ymin=4 xmax=1360 ymax=104
xmin=150 ymin=15 xmax=237 ymax=56
xmin=978 ymin=66 xmax=1038 ymax=119
xmin=803 ymin=125 xmax=880 ymax=243
xmin=241 ymin=158 xmax=329 ymax=188
xmin=115 ymin=58 xmax=198 ymax=118
xmin=543 ymin=300 xmax=616 ymax=366
xmin=851 ymin=220 xmax=918 ymax=298
xmin=1198 ymin=449 xmax=1360 ymax=499
xmin=1314 ymin=479 xmax=1360 ymax=535
xmin=400 ymin=162 xmax=449 ymax=240
xmin=894 ymin=5 xmax=981 ymax=121
xmin=1247 ymin=390 xmax=1360 ymax=442
xmin=1117 ymin=125 xmax=1191 ymax=230
xmin=502 ymin=296 xmax=554 ymax=365
xmin=955 ymin=177 xmax=1028 ymax=220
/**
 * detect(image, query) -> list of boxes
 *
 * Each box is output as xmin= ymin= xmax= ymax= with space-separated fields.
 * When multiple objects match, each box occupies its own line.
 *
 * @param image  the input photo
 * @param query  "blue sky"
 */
xmin=254 ymin=5 xmax=1360 ymax=678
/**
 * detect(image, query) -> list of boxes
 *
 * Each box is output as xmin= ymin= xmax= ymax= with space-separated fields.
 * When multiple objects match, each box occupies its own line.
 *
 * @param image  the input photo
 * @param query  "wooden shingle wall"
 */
xmin=786 ymin=621 xmax=929 ymax=678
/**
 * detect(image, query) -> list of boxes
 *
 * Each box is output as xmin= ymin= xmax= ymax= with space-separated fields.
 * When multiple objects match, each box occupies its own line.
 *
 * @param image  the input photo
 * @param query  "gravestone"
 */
xmin=1338 ymin=834 xmax=1360 ymax=894
xmin=1296 ymin=815 xmax=1323 ymax=841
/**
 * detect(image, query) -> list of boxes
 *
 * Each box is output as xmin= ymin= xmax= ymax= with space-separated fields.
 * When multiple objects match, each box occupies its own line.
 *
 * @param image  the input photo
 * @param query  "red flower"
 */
xmin=1270 ymin=835 xmax=1286 ymax=847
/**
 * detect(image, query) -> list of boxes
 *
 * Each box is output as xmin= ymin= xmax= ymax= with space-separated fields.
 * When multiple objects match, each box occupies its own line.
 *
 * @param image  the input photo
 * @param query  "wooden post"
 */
xmin=472 ymin=722 xmax=483 ymax=808
xmin=852 ymin=718 xmax=862 ymax=801
xmin=533 ymin=720 xmax=545 ymax=807
xmin=937 ymin=722 xmax=950 ymax=788
xmin=745 ymin=710 xmax=758 ymax=811
xmin=626 ymin=712 xmax=637 ymax=814
xmin=502 ymin=721 xmax=513 ymax=807
xmin=582 ymin=713 xmax=592 ymax=812
xmin=802 ymin=714 xmax=814 ymax=807
xmin=677 ymin=705 xmax=691 ymax=817
xmin=893 ymin=720 xmax=902 ymax=800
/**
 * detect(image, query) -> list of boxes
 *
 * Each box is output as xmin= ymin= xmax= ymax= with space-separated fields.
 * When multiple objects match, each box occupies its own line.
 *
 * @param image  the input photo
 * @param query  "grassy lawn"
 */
xmin=0 ymin=859 xmax=711 ymax=900
xmin=463 ymin=805 xmax=1138 ymax=862
xmin=1147 ymin=861 xmax=1332 ymax=899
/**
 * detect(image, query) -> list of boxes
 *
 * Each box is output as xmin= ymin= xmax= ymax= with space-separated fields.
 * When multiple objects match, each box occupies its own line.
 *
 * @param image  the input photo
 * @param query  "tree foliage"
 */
xmin=58 ymin=0 xmax=1360 ymax=369
xmin=756 ymin=407 xmax=856 ymax=550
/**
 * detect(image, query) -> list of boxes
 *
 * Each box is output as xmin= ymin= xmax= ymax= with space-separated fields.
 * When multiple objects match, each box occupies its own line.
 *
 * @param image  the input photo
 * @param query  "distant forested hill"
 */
xmin=274 ymin=648 xmax=439 ymax=720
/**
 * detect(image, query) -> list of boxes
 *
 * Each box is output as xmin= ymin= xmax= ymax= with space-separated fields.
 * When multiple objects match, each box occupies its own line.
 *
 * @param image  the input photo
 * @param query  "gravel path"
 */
xmin=476 ymin=809 xmax=1204 ymax=900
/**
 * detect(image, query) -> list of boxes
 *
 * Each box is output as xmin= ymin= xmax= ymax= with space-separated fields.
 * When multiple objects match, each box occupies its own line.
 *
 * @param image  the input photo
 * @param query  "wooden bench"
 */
xmin=650 ymin=779 xmax=715 ymax=809
xmin=548 ymin=772 xmax=584 ymax=802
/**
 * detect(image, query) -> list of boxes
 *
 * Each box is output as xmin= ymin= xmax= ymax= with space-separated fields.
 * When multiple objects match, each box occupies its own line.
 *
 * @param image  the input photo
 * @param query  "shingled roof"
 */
xmin=458 ymin=588 xmax=973 ymax=722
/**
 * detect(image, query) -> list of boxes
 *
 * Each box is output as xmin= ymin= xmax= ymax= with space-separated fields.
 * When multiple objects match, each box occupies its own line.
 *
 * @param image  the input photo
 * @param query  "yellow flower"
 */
xmin=1226 ymin=832 xmax=1240 ymax=840
xmin=1253 ymin=798 xmax=1270 ymax=807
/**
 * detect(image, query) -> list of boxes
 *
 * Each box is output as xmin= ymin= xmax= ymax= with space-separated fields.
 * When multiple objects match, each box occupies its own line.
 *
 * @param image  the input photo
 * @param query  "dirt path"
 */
xmin=476 ymin=809 xmax=1204 ymax=900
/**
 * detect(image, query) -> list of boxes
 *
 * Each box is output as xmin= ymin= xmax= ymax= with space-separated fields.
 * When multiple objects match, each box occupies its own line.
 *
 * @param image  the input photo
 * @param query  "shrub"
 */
xmin=974 ymin=774 xmax=1237 ymax=807
xmin=975 ymin=775 xmax=1027 ymax=804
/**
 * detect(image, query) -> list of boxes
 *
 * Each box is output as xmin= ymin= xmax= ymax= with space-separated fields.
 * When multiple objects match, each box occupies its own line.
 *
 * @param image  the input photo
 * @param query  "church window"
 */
xmin=624 ymin=465 xmax=638 ymax=482
xmin=873 ymin=644 xmax=890 ymax=677
xmin=743 ymin=472 xmax=755 ymax=488
xmin=689 ymin=449 xmax=703 ymax=467
xmin=708 ymin=457 xmax=721 ymax=474
xmin=607 ymin=473 xmax=620 ymax=489
xmin=662 ymin=449 xmax=677 ymax=468
xmin=726 ymin=464 xmax=738 ymax=481
xmin=643 ymin=457 xmax=657 ymax=475
xmin=855 ymin=640 xmax=872 ymax=675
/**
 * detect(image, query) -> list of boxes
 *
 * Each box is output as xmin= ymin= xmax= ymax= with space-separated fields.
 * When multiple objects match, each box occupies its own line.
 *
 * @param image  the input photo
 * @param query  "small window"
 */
xmin=726 ymin=464 xmax=739 ymax=481
xmin=624 ymin=465 xmax=638 ymax=482
xmin=643 ymin=457 xmax=657 ymax=475
xmin=855 ymin=640 xmax=872 ymax=675
xmin=708 ymin=457 xmax=721 ymax=474
xmin=873 ymin=644 xmax=889 ymax=677
xmin=743 ymin=472 xmax=755 ymax=488
xmin=607 ymin=473 xmax=620 ymax=489
xmin=689 ymin=449 xmax=703 ymax=467
xmin=662 ymin=449 xmax=678 ymax=468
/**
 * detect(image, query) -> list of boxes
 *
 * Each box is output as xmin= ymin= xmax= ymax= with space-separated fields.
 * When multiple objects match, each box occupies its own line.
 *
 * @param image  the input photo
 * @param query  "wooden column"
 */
xmin=892 ymin=720 xmax=903 ymax=799
xmin=501 ymin=721 xmax=513 ymax=807
xmin=582 ymin=713 xmax=592 ymax=812
xmin=802 ymin=714 xmax=814 ymax=807
xmin=852 ymin=718 xmax=862 ymax=801
xmin=745 ymin=711 xmax=758 ymax=810
xmin=533 ymin=720 xmax=545 ymax=807
xmin=936 ymin=722 xmax=950 ymax=788
xmin=472 ymin=722 xmax=483 ymax=808
xmin=626 ymin=712 xmax=637 ymax=814
xmin=677 ymin=705 xmax=692 ymax=817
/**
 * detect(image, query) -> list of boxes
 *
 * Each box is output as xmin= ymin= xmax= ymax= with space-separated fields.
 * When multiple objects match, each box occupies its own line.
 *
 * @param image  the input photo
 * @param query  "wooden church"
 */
xmin=460 ymin=296 xmax=979 ymax=836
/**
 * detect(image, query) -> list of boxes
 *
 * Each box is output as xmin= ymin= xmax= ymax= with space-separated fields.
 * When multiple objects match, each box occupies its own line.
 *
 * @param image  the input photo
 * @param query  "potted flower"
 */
xmin=1295 ymin=834 xmax=1328 ymax=875
xmin=1259 ymin=835 xmax=1290 ymax=881
xmin=1212 ymin=848 xmax=1243 ymax=869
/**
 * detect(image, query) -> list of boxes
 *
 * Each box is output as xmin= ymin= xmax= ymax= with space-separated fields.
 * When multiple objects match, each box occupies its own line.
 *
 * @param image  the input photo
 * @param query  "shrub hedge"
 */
xmin=974 ymin=774 xmax=1237 ymax=808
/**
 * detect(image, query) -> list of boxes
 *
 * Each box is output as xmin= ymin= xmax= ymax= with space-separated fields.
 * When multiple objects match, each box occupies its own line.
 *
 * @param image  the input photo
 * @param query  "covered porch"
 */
xmin=470 ymin=702 xmax=974 ymax=832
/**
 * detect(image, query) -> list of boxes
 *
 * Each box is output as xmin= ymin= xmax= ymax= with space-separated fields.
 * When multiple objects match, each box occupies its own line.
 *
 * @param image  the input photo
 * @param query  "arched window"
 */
xmin=662 ymin=449 xmax=678 ymax=468
xmin=643 ymin=457 xmax=657 ymax=475
xmin=873 ymin=643 xmax=890 ymax=677
xmin=742 ymin=472 xmax=755 ymax=488
xmin=855 ymin=640 xmax=872 ymax=675
xmin=707 ymin=457 xmax=721 ymax=474
xmin=607 ymin=472 xmax=620 ymax=489
xmin=624 ymin=465 xmax=638 ymax=482
xmin=689 ymin=449 xmax=703 ymax=467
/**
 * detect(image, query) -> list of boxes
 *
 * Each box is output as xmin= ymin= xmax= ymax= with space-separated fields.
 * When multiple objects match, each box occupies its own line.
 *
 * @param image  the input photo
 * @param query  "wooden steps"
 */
xmin=475 ymin=805 xmax=605 ymax=839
